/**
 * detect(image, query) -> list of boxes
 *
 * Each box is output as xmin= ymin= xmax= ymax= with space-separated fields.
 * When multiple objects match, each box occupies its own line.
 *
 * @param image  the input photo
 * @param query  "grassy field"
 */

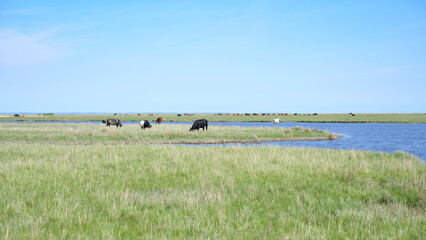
xmin=0 ymin=144 xmax=424 ymax=239
xmin=2 ymin=113 xmax=426 ymax=123
xmin=0 ymin=122 xmax=424 ymax=239
xmin=0 ymin=122 xmax=338 ymax=144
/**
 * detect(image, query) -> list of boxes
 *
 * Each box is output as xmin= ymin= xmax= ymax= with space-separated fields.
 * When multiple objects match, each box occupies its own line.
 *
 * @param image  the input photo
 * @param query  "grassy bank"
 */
xmin=2 ymin=113 xmax=426 ymax=123
xmin=0 ymin=122 xmax=338 ymax=145
xmin=0 ymin=144 xmax=424 ymax=239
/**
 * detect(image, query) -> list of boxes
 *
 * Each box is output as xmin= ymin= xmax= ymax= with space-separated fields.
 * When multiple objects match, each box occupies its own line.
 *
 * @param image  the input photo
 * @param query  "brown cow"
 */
xmin=156 ymin=117 xmax=163 ymax=124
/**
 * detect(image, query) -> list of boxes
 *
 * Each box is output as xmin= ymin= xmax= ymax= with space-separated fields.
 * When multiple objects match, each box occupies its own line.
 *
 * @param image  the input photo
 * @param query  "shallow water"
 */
xmin=2 ymin=120 xmax=425 ymax=160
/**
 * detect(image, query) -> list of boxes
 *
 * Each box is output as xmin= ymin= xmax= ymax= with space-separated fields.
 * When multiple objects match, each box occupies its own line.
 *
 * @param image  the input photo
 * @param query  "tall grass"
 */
xmin=0 ymin=144 xmax=424 ymax=239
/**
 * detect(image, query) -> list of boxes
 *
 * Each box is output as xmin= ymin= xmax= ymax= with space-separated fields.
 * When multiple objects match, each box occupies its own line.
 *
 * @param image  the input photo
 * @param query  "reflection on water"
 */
xmin=2 ymin=120 xmax=425 ymax=160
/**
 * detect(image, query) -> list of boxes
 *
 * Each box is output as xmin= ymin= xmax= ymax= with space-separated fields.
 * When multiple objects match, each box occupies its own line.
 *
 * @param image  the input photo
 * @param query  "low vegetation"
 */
xmin=0 ymin=122 xmax=338 ymax=145
xmin=1 ymin=113 xmax=426 ymax=123
xmin=0 ymin=122 xmax=424 ymax=238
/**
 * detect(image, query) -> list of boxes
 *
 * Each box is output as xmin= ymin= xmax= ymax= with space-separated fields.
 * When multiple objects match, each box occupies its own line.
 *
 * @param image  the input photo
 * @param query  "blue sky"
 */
xmin=0 ymin=0 xmax=425 ymax=113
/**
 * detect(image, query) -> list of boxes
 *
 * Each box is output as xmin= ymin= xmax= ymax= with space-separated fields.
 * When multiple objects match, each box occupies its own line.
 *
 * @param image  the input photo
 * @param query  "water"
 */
xmin=2 ymin=120 xmax=425 ymax=160
xmin=205 ymin=122 xmax=426 ymax=161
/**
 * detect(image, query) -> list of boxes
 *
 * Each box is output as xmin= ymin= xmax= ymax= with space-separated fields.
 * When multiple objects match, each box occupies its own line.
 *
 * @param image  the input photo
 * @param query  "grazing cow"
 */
xmin=156 ymin=117 xmax=163 ymax=124
xmin=140 ymin=120 xmax=152 ymax=129
xmin=106 ymin=118 xmax=122 ymax=127
xmin=177 ymin=114 xmax=181 ymax=117
xmin=274 ymin=118 xmax=280 ymax=125
xmin=189 ymin=119 xmax=208 ymax=131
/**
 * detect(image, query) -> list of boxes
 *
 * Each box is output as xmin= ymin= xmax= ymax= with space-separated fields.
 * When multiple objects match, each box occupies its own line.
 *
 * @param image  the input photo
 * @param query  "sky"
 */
xmin=0 ymin=0 xmax=425 ymax=113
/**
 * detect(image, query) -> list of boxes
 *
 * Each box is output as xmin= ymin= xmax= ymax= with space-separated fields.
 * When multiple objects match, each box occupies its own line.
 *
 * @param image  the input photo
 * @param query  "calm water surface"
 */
xmin=168 ymin=121 xmax=426 ymax=160
xmin=2 ymin=121 xmax=425 ymax=160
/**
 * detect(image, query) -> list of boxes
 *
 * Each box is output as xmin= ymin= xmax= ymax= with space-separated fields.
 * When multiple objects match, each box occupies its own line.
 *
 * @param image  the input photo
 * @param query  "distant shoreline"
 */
xmin=1 ymin=113 xmax=425 ymax=124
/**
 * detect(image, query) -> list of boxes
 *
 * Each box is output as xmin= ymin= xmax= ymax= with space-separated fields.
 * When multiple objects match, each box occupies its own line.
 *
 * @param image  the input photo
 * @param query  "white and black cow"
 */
xmin=140 ymin=120 xmax=152 ymax=129
xmin=189 ymin=119 xmax=208 ymax=131
xmin=106 ymin=118 xmax=122 ymax=127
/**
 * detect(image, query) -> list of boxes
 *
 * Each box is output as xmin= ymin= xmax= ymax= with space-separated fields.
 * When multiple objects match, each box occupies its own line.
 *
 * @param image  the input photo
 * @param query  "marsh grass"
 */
xmin=0 ymin=144 xmax=424 ymax=239
xmin=0 ymin=122 xmax=338 ymax=144
xmin=0 ymin=122 xmax=424 ymax=239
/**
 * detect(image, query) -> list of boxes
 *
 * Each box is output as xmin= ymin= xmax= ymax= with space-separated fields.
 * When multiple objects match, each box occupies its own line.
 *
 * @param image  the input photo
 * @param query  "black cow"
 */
xmin=189 ymin=119 xmax=208 ymax=131
xmin=106 ymin=118 xmax=122 ymax=127
xmin=102 ymin=120 xmax=107 ymax=123
xmin=140 ymin=120 xmax=152 ymax=129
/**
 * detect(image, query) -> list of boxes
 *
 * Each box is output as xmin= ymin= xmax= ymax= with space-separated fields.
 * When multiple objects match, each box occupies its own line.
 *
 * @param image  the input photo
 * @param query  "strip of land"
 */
xmin=0 ymin=122 xmax=338 ymax=145
xmin=2 ymin=113 xmax=425 ymax=123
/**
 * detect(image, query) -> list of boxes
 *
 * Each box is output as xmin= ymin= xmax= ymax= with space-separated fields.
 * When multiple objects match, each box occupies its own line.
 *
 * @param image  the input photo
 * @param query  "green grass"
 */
xmin=0 ymin=122 xmax=338 ymax=144
xmin=2 ymin=113 xmax=426 ymax=123
xmin=0 ymin=144 xmax=424 ymax=239
xmin=0 ymin=122 xmax=424 ymax=239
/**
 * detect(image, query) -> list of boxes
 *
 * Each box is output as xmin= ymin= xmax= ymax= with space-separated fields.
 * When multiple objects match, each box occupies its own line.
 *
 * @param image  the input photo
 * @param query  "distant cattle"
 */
xmin=106 ymin=118 xmax=122 ymax=127
xmin=189 ymin=119 xmax=208 ymax=131
xmin=148 ymin=114 xmax=154 ymax=117
xmin=140 ymin=120 xmax=152 ymax=129
xmin=177 ymin=114 xmax=181 ymax=117
xmin=156 ymin=117 xmax=163 ymax=124
xmin=274 ymin=118 xmax=280 ymax=125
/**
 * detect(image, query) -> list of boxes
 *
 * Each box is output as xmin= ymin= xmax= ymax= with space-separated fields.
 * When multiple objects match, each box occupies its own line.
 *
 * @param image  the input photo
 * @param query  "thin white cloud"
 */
xmin=0 ymin=29 xmax=72 ymax=67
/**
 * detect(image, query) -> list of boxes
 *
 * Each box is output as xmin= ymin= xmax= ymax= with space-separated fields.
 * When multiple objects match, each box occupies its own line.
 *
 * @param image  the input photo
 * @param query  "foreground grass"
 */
xmin=0 ymin=122 xmax=338 ymax=144
xmin=0 ymin=144 xmax=424 ymax=239
xmin=2 ymin=113 xmax=426 ymax=123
